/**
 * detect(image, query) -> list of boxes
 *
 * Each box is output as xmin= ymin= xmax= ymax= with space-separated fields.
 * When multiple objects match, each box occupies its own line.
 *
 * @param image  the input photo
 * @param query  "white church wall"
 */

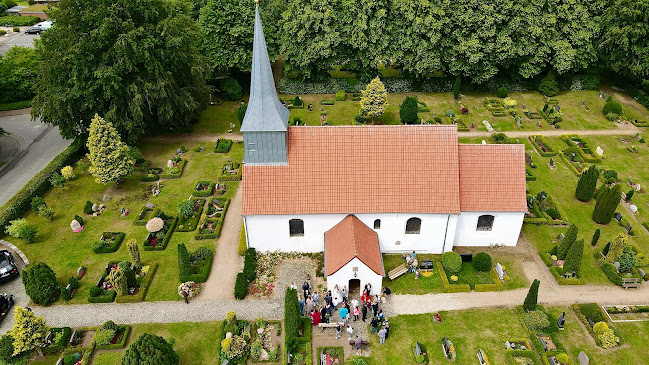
xmin=327 ymin=258 xmax=383 ymax=297
xmin=244 ymin=213 xmax=455 ymax=253
xmin=453 ymin=211 xmax=524 ymax=247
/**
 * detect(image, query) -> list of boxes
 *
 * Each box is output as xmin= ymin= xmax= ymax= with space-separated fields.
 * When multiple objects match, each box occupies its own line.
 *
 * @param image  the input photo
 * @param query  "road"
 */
xmin=0 ymin=31 xmax=39 ymax=55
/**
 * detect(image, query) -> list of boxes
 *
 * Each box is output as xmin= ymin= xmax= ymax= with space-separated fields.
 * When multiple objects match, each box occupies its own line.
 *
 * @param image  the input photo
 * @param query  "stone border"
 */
xmin=0 ymin=239 xmax=30 ymax=266
xmin=602 ymin=304 xmax=649 ymax=323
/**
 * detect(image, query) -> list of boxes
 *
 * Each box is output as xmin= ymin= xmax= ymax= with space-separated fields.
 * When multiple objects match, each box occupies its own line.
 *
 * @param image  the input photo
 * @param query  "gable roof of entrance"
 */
xmin=325 ymin=215 xmax=384 ymax=276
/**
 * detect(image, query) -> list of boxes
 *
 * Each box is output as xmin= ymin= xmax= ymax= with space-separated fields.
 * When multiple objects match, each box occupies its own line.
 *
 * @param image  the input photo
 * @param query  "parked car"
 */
xmin=0 ymin=250 xmax=19 ymax=282
xmin=24 ymin=27 xmax=42 ymax=35
xmin=0 ymin=294 xmax=14 ymax=322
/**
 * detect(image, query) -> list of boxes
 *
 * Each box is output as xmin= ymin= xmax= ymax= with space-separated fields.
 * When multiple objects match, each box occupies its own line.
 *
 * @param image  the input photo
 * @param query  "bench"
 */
xmin=622 ymin=277 xmax=641 ymax=289
xmin=317 ymin=322 xmax=343 ymax=331
xmin=388 ymin=263 xmax=407 ymax=280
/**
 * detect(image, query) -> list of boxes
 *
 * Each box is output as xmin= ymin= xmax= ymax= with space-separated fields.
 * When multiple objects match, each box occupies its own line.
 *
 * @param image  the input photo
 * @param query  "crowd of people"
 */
xmin=291 ymin=279 xmax=392 ymax=355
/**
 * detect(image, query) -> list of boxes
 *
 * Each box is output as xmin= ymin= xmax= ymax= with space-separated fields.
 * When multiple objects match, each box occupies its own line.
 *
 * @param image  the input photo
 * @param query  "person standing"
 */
xmin=362 ymin=302 xmax=368 ymax=322
xmin=346 ymin=324 xmax=354 ymax=340
xmin=378 ymin=327 xmax=387 ymax=344
xmin=298 ymin=295 xmax=304 ymax=316
xmin=302 ymin=281 xmax=310 ymax=298
xmin=339 ymin=306 xmax=349 ymax=326
xmin=341 ymin=285 xmax=348 ymax=303
xmin=306 ymin=295 xmax=314 ymax=315
xmin=355 ymin=335 xmax=363 ymax=355
xmin=312 ymin=291 xmax=320 ymax=307
xmin=310 ymin=309 xmax=321 ymax=326
xmin=320 ymin=307 xmax=328 ymax=325
xmin=371 ymin=298 xmax=379 ymax=317
xmin=353 ymin=305 xmax=360 ymax=321
xmin=384 ymin=321 xmax=390 ymax=340
xmin=370 ymin=317 xmax=379 ymax=335
xmin=335 ymin=324 xmax=342 ymax=339
xmin=351 ymin=297 xmax=359 ymax=309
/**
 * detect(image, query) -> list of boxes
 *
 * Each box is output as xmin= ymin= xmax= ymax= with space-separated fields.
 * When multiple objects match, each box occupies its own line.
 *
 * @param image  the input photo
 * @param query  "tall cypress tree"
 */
xmin=593 ymin=184 xmax=622 ymax=224
xmin=557 ymin=224 xmax=578 ymax=260
xmin=591 ymin=228 xmax=601 ymax=246
xmin=563 ymin=239 xmax=584 ymax=276
xmin=523 ymin=279 xmax=540 ymax=311
xmin=453 ymin=75 xmax=461 ymax=99
xmin=575 ymin=165 xmax=599 ymax=202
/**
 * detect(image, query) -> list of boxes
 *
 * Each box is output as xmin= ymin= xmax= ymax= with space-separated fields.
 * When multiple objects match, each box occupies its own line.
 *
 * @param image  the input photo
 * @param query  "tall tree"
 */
xmin=591 ymin=228 xmax=601 ymax=246
xmin=575 ymin=165 xmax=599 ymax=202
xmin=606 ymin=233 xmax=628 ymax=263
xmin=558 ymin=224 xmax=578 ymax=260
xmin=563 ymin=239 xmax=584 ymax=276
xmin=9 ymin=307 xmax=49 ymax=357
xmin=399 ymin=96 xmax=419 ymax=124
xmin=32 ymin=0 xmax=209 ymax=143
xmin=523 ymin=279 xmax=540 ymax=311
xmin=593 ymin=184 xmax=621 ymax=224
xmin=0 ymin=46 xmax=39 ymax=103
xmin=87 ymin=115 xmax=134 ymax=184
xmin=360 ymin=77 xmax=388 ymax=124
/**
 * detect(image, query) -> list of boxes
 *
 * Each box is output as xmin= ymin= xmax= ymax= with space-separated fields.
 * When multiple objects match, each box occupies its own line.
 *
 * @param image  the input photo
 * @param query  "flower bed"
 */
xmin=161 ymin=159 xmax=187 ymax=179
xmin=219 ymin=162 xmax=242 ymax=182
xmin=317 ymin=347 xmax=342 ymax=365
xmin=176 ymin=198 xmax=206 ymax=232
xmin=193 ymin=181 xmax=215 ymax=197
xmin=220 ymin=316 xmax=252 ymax=365
xmin=143 ymin=215 xmax=178 ymax=251
xmin=133 ymin=158 xmax=150 ymax=171
xmin=560 ymin=134 xmax=603 ymax=162
xmin=529 ymin=135 xmax=557 ymax=157
xmin=133 ymin=206 xmax=160 ymax=226
xmin=572 ymin=303 xmax=623 ymax=348
xmin=140 ymin=167 xmax=162 ymax=182
xmin=92 ymin=232 xmax=125 ymax=254
xmin=115 ymin=263 xmax=158 ymax=303
xmin=94 ymin=325 xmax=130 ymax=350
xmin=252 ymin=319 xmax=282 ymax=363
xmin=214 ymin=138 xmax=233 ymax=153
xmin=42 ymin=327 xmax=72 ymax=354
xmin=195 ymin=218 xmax=222 ymax=240
xmin=205 ymin=197 xmax=229 ymax=219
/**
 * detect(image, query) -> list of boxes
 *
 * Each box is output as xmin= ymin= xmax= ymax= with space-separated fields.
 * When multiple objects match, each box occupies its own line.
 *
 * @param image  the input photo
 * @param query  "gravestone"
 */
xmin=596 ymin=146 xmax=604 ymax=156
xmin=585 ymin=105 xmax=590 ymax=111
xmin=578 ymin=351 xmax=589 ymax=365
xmin=477 ymin=349 xmax=487 ymax=365
xmin=555 ymin=105 xmax=560 ymax=112
xmin=146 ymin=202 xmax=155 ymax=209
xmin=495 ymin=263 xmax=504 ymax=280
xmin=539 ymin=337 xmax=548 ymax=352
xmin=558 ymin=233 xmax=565 ymax=241
xmin=167 ymin=160 xmax=174 ymax=168
xmin=626 ymin=223 xmax=632 ymax=232
xmin=527 ymin=196 xmax=535 ymax=209
xmin=549 ymin=158 xmax=555 ymax=167
xmin=557 ymin=312 xmax=566 ymax=330
xmin=505 ymin=341 xmax=511 ymax=349
xmin=639 ymin=268 xmax=646 ymax=279
xmin=581 ymin=100 xmax=585 ymax=106
xmin=91 ymin=203 xmax=98 ymax=212
xmin=70 ymin=220 xmax=81 ymax=231
xmin=613 ymin=262 xmax=621 ymax=272
xmin=635 ymin=183 xmax=641 ymax=191
xmin=522 ymin=104 xmax=527 ymax=110
xmin=102 ymin=195 xmax=110 ymax=202
xmin=614 ymin=212 xmax=623 ymax=222
xmin=516 ymin=116 xmax=522 ymax=126
xmin=571 ymin=153 xmax=576 ymax=161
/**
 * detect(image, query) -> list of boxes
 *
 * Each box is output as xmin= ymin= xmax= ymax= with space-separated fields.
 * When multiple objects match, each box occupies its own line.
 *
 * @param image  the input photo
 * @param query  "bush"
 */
xmin=75 ymin=214 xmax=84 ymax=226
xmin=606 ymin=112 xmax=620 ymax=121
xmin=603 ymin=101 xmax=622 ymax=116
xmin=441 ymin=252 xmax=462 ymax=273
xmin=598 ymin=328 xmax=620 ymax=349
xmin=593 ymin=184 xmax=621 ymax=224
xmin=0 ymin=31 xmax=6 ymax=36
xmin=5 ymin=218 xmax=37 ymax=243
xmin=177 ymin=243 xmax=192 ymax=281
xmin=497 ymin=87 xmax=508 ymax=98
xmin=68 ymin=276 xmax=79 ymax=290
xmin=90 ymin=286 xmax=102 ymax=297
xmin=472 ymin=252 xmax=492 ymax=272
xmin=83 ymin=200 xmax=93 ymax=214
xmin=284 ymin=288 xmax=301 ymax=353
xmin=49 ymin=172 xmax=65 ymax=188
xmin=122 ymin=333 xmax=179 ymax=365
xmin=0 ymin=335 xmax=14 ymax=362
xmin=618 ymin=246 xmax=636 ymax=272
xmin=0 ymin=16 xmax=40 ymax=27
xmin=61 ymin=166 xmax=75 ymax=180
xmin=237 ymin=104 xmax=247 ymax=125
xmin=453 ymin=75 xmax=461 ymax=99
xmin=12 ymin=27 xmax=19 ymax=33
xmin=400 ymin=96 xmax=419 ymax=124
xmin=61 ymin=287 xmax=72 ymax=300
xmin=64 ymin=353 xmax=82 ymax=365
xmin=602 ymin=262 xmax=622 ymax=285
xmin=522 ymin=310 xmax=550 ymax=334
xmin=177 ymin=200 xmax=195 ymax=218
xmin=22 ymin=262 xmax=59 ymax=305
xmin=243 ymin=248 xmax=257 ymax=282
xmin=335 ymin=91 xmax=346 ymax=101
xmin=219 ymin=78 xmax=242 ymax=101
xmin=38 ymin=206 xmax=55 ymax=220
xmin=234 ymin=272 xmax=248 ymax=300
xmin=593 ymin=321 xmax=608 ymax=335
xmin=579 ymin=303 xmax=606 ymax=323
xmin=538 ymin=71 xmax=559 ymax=97
xmin=31 ymin=196 xmax=46 ymax=213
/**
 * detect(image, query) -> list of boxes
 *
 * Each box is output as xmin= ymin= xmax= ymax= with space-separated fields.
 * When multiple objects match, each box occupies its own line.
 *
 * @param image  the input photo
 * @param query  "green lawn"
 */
xmin=445 ymin=262 xmax=494 ymax=289
xmin=11 ymin=141 xmax=242 ymax=304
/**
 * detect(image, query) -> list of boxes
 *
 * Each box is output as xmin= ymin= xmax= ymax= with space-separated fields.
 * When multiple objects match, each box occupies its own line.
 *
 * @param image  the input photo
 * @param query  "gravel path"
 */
xmin=197 ymin=184 xmax=243 ymax=300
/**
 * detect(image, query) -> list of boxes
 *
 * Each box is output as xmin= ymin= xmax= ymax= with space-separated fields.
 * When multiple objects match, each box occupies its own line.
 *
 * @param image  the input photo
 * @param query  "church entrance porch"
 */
xmin=348 ymin=278 xmax=361 ymax=298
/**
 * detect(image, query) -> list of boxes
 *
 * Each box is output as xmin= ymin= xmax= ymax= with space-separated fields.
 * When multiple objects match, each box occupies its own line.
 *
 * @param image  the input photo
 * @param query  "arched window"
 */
xmin=374 ymin=219 xmax=381 ymax=229
xmin=405 ymin=217 xmax=421 ymax=234
xmin=476 ymin=215 xmax=495 ymax=231
xmin=289 ymin=219 xmax=304 ymax=237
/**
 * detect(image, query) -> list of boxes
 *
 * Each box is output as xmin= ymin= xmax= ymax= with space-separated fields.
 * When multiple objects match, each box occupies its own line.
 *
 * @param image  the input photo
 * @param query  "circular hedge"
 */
xmin=472 ymin=252 xmax=492 ymax=272
xmin=441 ymin=252 xmax=462 ymax=273
xmin=602 ymin=101 xmax=622 ymax=116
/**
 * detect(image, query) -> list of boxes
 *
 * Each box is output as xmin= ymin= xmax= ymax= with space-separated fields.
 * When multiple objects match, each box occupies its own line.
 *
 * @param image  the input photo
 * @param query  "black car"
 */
xmin=24 ymin=27 xmax=42 ymax=35
xmin=0 ymin=250 xmax=19 ymax=282
xmin=0 ymin=294 xmax=13 ymax=323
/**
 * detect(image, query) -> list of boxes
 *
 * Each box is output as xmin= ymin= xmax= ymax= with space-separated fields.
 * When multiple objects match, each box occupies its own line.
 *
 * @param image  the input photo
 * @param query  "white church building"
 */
xmin=240 ymin=5 xmax=527 ymax=295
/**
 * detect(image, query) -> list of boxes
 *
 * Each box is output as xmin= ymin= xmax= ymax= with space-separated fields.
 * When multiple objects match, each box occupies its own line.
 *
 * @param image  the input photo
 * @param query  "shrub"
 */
xmin=575 ymin=165 xmax=599 ymax=202
xmin=0 ymin=16 xmax=40 ymax=27
xmin=0 ymin=30 xmax=5 ymax=36
xmin=94 ymin=327 xmax=116 ymax=346
xmin=83 ymin=200 xmax=93 ymax=214
xmin=472 ymin=252 xmax=492 ymax=272
xmin=12 ymin=27 xmax=19 ymax=33
xmin=122 ymin=333 xmax=179 ymax=365
xmin=445 ymin=109 xmax=455 ymax=118
xmin=0 ymin=335 xmax=14 ymax=362
xmin=219 ymin=78 xmax=242 ymax=101
xmin=5 ymin=218 xmax=37 ymax=243
xmin=64 ymin=353 xmax=82 ymax=365
xmin=38 ymin=206 xmax=55 ymax=220
xmin=234 ymin=272 xmax=247 ymax=300
xmin=563 ymin=239 xmax=584 ymax=276
xmin=602 ymin=262 xmax=622 ymax=285
xmin=22 ymin=262 xmax=59 ymax=305
xmin=523 ymin=279 xmax=540 ymax=311
xmin=556 ymin=353 xmax=570 ymax=363
xmin=90 ymin=286 xmax=102 ymax=297
xmin=602 ymin=170 xmax=618 ymax=183
xmin=177 ymin=243 xmax=192 ymax=282
xmin=625 ymin=189 xmax=634 ymax=202
xmin=31 ymin=196 xmax=46 ymax=213
xmin=441 ymin=252 xmax=462 ymax=273
xmin=497 ymin=87 xmax=508 ymax=98
xmin=593 ymin=321 xmax=608 ymax=335
xmin=49 ymin=172 xmax=65 ymax=188
xmin=177 ymin=200 xmax=195 ymax=218
xmin=603 ymin=101 xmax=622 ymax=116
xmin=453 ymin=75 xmax=461 ymax=99
xmin=579 ymin=303 xmax=606 ymax=323
xmin=243 ymin=248 xmax=257 ymax=282
xmin=598 ymin=328 xmax=620 ymax=349
xmin=68 ymin=276 xmax=79 ymax=290
xmin=61 ymin=166 xmax=75 ymax=180
xmin=335 ymin=91 xmax=346 ymax=101
xmin=400 ymin=96 xmax=419 ymax=124
xmin=284 ymin=288 xmax=300 ymax=353
xmin=538 ymin=71 xmax=559 ymax=97
xmin=618 ymin=246 xmax=636 ymax=272
xmin=522 ymin=310 xmax=550 ymax=333
xmin=75 ymin=214 xmax=84 ymax=226
xmin=606 ymin=112 xmax=620 ymax=121
xmin=237 ymin=104 xmax=247 ymax=125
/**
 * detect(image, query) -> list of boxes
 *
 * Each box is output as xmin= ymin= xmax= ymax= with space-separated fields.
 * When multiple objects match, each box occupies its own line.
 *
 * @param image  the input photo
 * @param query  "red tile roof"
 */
xmin=324 ymin=215 xmax=384 ymax=276
xmin=458 ymin=144 xmax=528 ymax=212
xmin=242 ymin=125 xmax=461 ymax=215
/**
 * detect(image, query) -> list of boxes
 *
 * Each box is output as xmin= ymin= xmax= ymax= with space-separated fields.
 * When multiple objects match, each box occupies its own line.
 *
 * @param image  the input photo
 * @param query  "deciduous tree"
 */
xmin=9 ymin=307 xmax=49 ymax=356
xmin=360 ymin=77 xmax=388 ymax=124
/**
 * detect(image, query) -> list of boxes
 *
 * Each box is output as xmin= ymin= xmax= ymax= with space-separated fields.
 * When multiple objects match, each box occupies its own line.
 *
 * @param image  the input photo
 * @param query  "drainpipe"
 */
xmin=243 ymin=216 xmax=250 ymax=249
xmin=442 ymin=215 xmax=450 ymax=253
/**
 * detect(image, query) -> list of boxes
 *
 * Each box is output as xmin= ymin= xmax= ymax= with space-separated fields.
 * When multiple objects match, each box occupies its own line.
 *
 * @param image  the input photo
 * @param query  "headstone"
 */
xmin=557 ymin=312 xmax=565 ymax=330
xmin=581 ymin=100 xmax=585 ymax=106
xmin=167 ymin=160 xmax=174 ymax=168
xmin=77 ymin=266 xmax=86 ymax=278
xmin=559 ymin=233 xmax=565 ymax=241
xmin=539 ymin=337 xmax=548 ymax=352
xmin=596 ymin=146 xmax=604 ymax=156
xmin=578 ymin=351 xmax=589 ymax=365
xmin=613 ymin=262 xmax=621 ymax=271
xmin=516 ymin=116 xmax=522 ymax=126
xmin=626 ymin=223 xmax=632 ymax=232
xmin=639 ymin=268 xmax=646 ymax=279
xmin=146 ymin=202 xmax=155 ymax=209
xmin=555 ymin=105 xmax=560 ymax=112
xmin=505 ymin=341 xmax=511 ymax=349
xmin=70 ymin=220 xmax=81 ymax=231
xmin=495 ymin=263 xmax=504 ymax=280
xmin=91 ymin=203 xmax=98 ymax=212
xmin=102 ymin=195 xmax=110 ymax=202
xmin=571 ymin=153 xmax=576 ymax=161
xmin=549 ymin=158 xmax=555 ymax=167
xmin=477 ymin=349 xmax=487 ymax=365
xmin=522 ymin=104 xmax=527 ymax=110
xmin=585 ymin=105 xmax=590 ymax=111
xmin=614 ymin=212 xmax=622 ymax=222
xmin=482 ymin=140 xmax=486 ymax=145
xmin=635 ymin=183 xmax=641 ymax=191
xmin=630 ymin=204 xmax=638 ymax=214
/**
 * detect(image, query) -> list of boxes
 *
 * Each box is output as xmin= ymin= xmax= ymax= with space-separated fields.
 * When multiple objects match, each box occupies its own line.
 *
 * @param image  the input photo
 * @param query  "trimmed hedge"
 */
xmin=143 ymin=217 xmax=177 ymax=251
xmin=475 ymin=268 xmax=504 ymax=292
xmin=601 ymin=261 xmax=622 ymax=286
xmin=234 ymin=272 xmax=248 ymax=299
xmin=0 ymin=138 xmax=86 ymax=233
xmin=239 ymin=221 xmax=247 ymax=256
xmin=160 ymin=160 xmax=186 ymax=179
xmin=214 ymin=139 xmax=233 ymax=153
xmin=218 ymin=162 xmax=242 ymax=182
xmin=43 ymin=327 xmax=72 ymax=354
xmin=95 ymin=325 xmax=130 ymax=350
xmin=436 ymin=261 xmax=471 ymax=293
xmin=192 ymin=181 xmax=215 ymax=197
xmin=194 ymin=218 xmax=222 ymax=240
xmin=560 ymin=134 xmax=603 ymax=162
xmin=92 ymin=232 xmax=125 ymax=254
xmin=0 ymin=16 xmax=40 ymax=26
xmin=549 ymin=266 xmax=587 ymax=285
xmin=88 ymin=289 xmax=116 ymax=303
xmin=178 ymin=244 xmax=213 ymax=283
xmin=243 ymin=248 xmax=257 ymax=282
xmin=572 ymin=303 xmax=624 ymax=348
xmin=133 ymin=207 xmax=160 ymax=226
xmin=116 ymin=263 xmax=157 ymax=303
xmin=335 ymin=91 xmax=346 ymax=101
xmin=528 ymin=135 xmax=557 ymax=157
xmin=558 ymin=152 xmax=583 ymax=176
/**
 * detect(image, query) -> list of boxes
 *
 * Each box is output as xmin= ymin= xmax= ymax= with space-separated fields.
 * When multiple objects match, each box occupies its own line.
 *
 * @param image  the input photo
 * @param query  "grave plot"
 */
xmin=161 ymin=155 xmax=187 ymax=179
xmin=143 ymin=214 xmax=177 ymax=250
xmin=219 ymin=161 xmax=242 ymax=181
xmin=560 ymin=134 xmax=603 ymax=162
xmin=176 ymin=198 xmax=206 ymax=232
xmin=192 ymin=180 xmax=215 ymax=197
xmin=140 ymin=167 xmax=163 ymax=182
xmin=92 ymin=231 xmax=125 ymax=253
xmin=529 ymin=135 xmax=557 ymax=157
xmin=91 ymin=261 xmax=158 ymax=303
xmin=572 ymin=303 xmax=623 ymax=349
xmin=603 ymin=305 xmax=649 ymax=322
xmin=251 ymin=319 xmax=282 ymax=363
xmin=524 ymin=192 xmax=568 ymax=226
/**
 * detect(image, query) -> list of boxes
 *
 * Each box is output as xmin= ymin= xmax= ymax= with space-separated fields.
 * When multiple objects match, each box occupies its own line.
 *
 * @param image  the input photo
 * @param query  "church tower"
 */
xmin=241 ymin=4 xmax=289 ymax=165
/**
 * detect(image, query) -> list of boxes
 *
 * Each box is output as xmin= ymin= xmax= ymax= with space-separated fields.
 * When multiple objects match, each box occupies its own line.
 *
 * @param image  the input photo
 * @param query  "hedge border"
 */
xmin=115 ymin=263 xmax=158 ymax=303
xmin=214 ymin=139 xmax=233 ymax=153
xmin=475 ymin=268 xmax=504 ymax=292
xmin=88 ymin=289 xmax=116 ymax=303
xmin=142 ymin=217 xmax=177 ymax=251
xmin=436 ymin=261 xmax=471 ymax=293
xmin=133 ymin=207 xmax=160 ymax=226
xmin=560 ymin=134 xmax=603 ymax=162
xmin=42 ymin=327 xmax=72 ymax=354
xmin=180 ymin=249 xmax=213 ymax=283
xmin=95 ymin=325 xmax=131 ymax=350
xmin=218 ymin=163 xmax=243 ymax=182
xmin=176 ymin=198 xmax=206 ymax=232
xmin=160 ymin=159 xmax=187 ymax=179
xmin=558 ymin=151 xmax=585 ymax=176
xmin=506 ymin=350 xmax=542 ymax=365
xmin=0 ymin=138 xmax=86 ymax=233
xmin=239 ymin=220 xmax=247 ymax=256
xmin=192 ymin=181 xmax=215 ymax=197
xmin=92 ymin=232 xmax=125 ymax=254
xmin=194 ymin=218 xmax=221 ymax=240
xmin=549 ymin=266 xmax=587 ymax=285
xmin=526 ymin=167 xmax=537 ymax=181
xmin=528 ymin=135 xmax=557 ymax=157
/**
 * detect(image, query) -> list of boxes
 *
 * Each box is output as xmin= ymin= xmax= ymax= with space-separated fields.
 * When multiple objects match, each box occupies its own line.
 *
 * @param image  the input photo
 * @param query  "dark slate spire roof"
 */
xmin=241 ymin=5 xmax=289 ymax=132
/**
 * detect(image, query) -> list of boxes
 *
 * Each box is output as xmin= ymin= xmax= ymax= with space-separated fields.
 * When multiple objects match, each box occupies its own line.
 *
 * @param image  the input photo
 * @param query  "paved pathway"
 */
xmin=197 ymin=184 xmax=243 ymax=300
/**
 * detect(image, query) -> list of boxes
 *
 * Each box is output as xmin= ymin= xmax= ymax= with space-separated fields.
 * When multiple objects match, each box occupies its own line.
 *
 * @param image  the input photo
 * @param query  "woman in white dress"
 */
xmin=332 ymin=284 xmax=341 ymax=308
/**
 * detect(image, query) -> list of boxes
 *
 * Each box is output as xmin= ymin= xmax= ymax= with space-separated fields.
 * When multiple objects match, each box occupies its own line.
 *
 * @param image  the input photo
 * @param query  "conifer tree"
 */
xmin=523 ymin=279 xmax=540 ymax=311
xmin=399 ymin=96 xmax=419 ymax=124
xmin=128 ymin=239 xmax=141 ymax=269
xmin=9 ymin=307 xmax=49 ymax=357
xmin=591 ymin=228 xmax=601 ymax=246
xmin=563 ymin=239 xmax=584 ymax=276
xmin=606 ymin=233 xmax=628 ymax=263
xmin=557 ymin=224 xmax=578 ymax=260
xmin=575 ymin=165 xmax=599 ymax=202
xmin=453 ymin=75 xmax=461 ymax=99
xmin=360 ymin=77 xmax=388 ymax=124
xmin=593 ymin=184 xmax=621 ymax=224
xmin=108 ymin=266 xmax=128 ymax=296
xmin=177 ymin=243 xmax=192 ymax=282
xmin=87 ymin=114 xmax=134 ymax=184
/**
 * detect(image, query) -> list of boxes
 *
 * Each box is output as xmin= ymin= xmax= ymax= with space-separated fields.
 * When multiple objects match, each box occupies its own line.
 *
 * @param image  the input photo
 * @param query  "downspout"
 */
xmin=243 ymin=216 xmax=250 ymax=250
xmin=442 ymin=215 xmax=450 ymax=253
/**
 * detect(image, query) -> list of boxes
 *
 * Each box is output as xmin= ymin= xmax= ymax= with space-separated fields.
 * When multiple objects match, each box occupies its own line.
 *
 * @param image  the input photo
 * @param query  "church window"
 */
xmin=405 ymin=217 xmax=421 ymax=234
xmin=476 ymin=215 xmax=495 ymax=231
xmin=374 ymin=219 xmax=381 ymax=229
xmin=289 ymin=219 xmax=304 ymax=237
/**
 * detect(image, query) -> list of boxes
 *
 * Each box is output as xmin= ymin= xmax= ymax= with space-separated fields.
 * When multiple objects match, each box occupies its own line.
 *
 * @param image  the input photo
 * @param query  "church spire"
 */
xmin=241 ymin=4 xmax=289 ymax=133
